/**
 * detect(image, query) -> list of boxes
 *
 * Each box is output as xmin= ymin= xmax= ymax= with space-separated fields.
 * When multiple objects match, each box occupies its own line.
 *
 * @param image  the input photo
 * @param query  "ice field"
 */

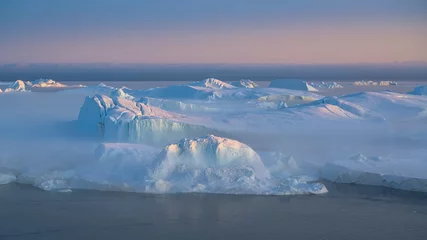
xmin=1 ymin=78 xmax=426 ymax=195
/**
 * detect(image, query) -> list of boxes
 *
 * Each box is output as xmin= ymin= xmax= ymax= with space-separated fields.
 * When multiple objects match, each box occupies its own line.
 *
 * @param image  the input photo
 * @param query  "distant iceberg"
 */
xmin=309 ymin=81 xmax=343 ymax=89
xmin=189 ymin=78 xmax=236 ymax=89
xmin=2 ymin=78 xmax=85 ymax=92
xmin=268 ymin=79 xmax=318 ymax=92
xmin=353 ymin=80 xmax=397 ymax=86
xmin=230 ymin=79 xmax=259 ymax=88
xmin=4 ymin=80 xmax=28 ymax=92
xmin=409 ymin=85 xmax=427 ymax=95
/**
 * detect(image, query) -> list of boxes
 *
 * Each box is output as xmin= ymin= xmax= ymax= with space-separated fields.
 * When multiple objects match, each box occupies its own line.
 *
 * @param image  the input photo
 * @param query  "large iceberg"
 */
xmin=269 ymin=79 xmax=318 ymax=92
xmin=148 ymin=135 xmax=326 ymax=194
xmin=77 ymin=92 xmax=215 ymax=144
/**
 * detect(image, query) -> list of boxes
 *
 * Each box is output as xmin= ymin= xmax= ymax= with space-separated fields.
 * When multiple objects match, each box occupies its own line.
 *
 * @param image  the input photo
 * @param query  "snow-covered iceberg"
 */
xmin=30 ymin=78 xmax=67 ymax=88
xmin=4 ymin=80 xmax=28 ymax=92
xmin=190 ymin=78 xmax=236 ymax=89
xmin=269 ymin=79 xmax=318 ymax=92
xmin=77 ymin=93 xmax=214 ymax=144
xmin=230 ymin=79 xmax=259 ymax=88
xmin=148 ymin=135 xmax=326 ymax=194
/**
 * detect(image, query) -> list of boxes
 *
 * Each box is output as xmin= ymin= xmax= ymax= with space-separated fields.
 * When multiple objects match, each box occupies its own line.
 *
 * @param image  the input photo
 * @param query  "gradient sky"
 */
xmin=0 ymin=0 xmax=426 ymax=64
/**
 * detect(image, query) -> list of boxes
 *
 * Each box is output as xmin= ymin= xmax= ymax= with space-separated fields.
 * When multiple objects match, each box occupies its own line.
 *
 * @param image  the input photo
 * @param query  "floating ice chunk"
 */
xmin=269 ymin=79 xmax=318 ymax=92
xmin=230 ymin=79 xmax=259 ymax=88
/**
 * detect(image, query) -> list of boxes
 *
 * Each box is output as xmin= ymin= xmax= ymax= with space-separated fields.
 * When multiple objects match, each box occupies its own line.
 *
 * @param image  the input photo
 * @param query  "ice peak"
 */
xmin=190 ymin=78 xmax=236 ymax=89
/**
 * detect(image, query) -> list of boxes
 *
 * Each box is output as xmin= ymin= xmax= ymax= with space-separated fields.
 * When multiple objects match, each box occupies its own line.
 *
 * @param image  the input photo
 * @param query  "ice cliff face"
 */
xmin=78 ymin=94 xmax=214 ymax=144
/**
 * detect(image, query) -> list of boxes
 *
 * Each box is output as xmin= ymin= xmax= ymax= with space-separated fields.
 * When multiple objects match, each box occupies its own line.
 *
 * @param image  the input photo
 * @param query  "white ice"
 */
xmin=1 ymin=79 xmax=427 ymax=194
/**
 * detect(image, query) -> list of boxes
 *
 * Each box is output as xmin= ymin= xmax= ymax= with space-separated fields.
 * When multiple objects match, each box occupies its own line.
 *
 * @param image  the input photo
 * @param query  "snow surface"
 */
xmin=1 ymin=80 xmax=427 ymax=194
xmin=269 ymin=79 xmax=318 ymax=92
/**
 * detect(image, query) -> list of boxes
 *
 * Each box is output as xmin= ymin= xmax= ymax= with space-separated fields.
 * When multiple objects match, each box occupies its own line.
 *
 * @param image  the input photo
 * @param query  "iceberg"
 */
xmin=148 ymin=135 xmax=326 ymax=195
xmin=77 ymin=94 xmax=215 ymax=144
xmin=4 ymin=80 xmax=28 ymax=92
xmin=189 ymin=78 xmax=236 ymax=89
xmin=322 ymin=154 xmax=427 ymax=192
xmin=268 ymin=79 xmax=318 ymax=92
xmin=353 ymin=80 xmax=397 ymax=86
xmin=3 ymin=79 xmax=86 ymax=92
xmin=409 ymin=85 xmax=427 ymax=95
xmin=230 ymin=79 xmax=259 ymax=88
xmin=31 ymin=78 xmax=67 ymax=88
xmin=309 ymin=81 xmax=343 ymax=89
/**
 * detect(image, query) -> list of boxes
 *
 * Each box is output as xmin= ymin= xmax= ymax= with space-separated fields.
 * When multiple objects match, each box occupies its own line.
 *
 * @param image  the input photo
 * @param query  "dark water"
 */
xmin=1 ymin=182 xmax=427 ymax=240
